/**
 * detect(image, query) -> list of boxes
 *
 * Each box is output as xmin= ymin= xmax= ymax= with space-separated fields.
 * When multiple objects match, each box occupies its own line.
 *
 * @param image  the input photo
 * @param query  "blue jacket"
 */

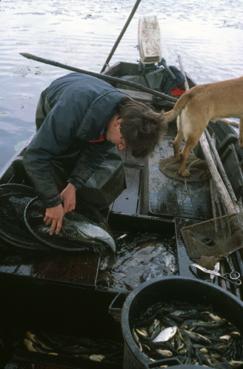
xmin=23 ymin=73 xmax=127 ymax=207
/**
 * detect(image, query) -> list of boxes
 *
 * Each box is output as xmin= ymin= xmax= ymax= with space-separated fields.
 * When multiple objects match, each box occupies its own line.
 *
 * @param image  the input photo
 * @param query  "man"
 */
xmin=23 ymin=73 xmax=163 ymax=235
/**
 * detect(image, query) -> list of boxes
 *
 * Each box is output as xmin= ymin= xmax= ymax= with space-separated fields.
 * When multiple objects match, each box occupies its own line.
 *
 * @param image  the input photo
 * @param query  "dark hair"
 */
xmin=119 ymin=99 xmax=164 ymax=158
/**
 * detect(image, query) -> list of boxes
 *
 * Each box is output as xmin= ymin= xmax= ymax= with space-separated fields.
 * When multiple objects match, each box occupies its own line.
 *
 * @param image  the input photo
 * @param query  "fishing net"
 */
xmin=0 ymin=184 xmax=48 ymax=251
xmin=24 ymin=197 xmax=115 ymax=254
xmin=0 ymin=183 xmax=115 ymax=254
xmin=159 ymin=153 xmax=209 ymax=182
xmin=181 ymin=212 xmax=243 ymax=268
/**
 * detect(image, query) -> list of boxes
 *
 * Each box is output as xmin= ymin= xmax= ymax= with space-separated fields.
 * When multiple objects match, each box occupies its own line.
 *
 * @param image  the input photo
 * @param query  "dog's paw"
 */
xmin=174 ymin=154 xmax=181 ymax=161
xmin=169 ymin=140 xmax=174 ymax=147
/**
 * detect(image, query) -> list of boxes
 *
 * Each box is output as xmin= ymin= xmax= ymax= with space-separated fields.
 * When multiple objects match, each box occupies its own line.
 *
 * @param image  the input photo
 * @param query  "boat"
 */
xmin=1 ymin=15 xmax=243 ymax=369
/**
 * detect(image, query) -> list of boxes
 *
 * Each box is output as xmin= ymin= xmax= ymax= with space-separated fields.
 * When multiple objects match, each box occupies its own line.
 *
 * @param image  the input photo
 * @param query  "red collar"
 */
xmin=88 ymin=133 xmax=106 ymax=143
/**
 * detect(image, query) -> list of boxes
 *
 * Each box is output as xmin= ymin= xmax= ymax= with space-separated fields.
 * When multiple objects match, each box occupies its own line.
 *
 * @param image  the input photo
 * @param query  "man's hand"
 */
xmin=60 ymin=183 xmax=76 ymax=214
xmin=44 ymin=204 xmax=65 ymax=235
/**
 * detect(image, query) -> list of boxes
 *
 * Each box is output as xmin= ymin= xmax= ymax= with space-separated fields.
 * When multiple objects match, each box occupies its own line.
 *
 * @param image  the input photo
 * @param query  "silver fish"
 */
xmin=153 ymin=326 xmax=177 ymax=343
xmin=89 ymin=354 xmax=105 ymax=362
xmin=229 ymin=361 xmax=243 ymax=368
xmin=219 ymin=334 xmax=231 ymax=341
xmin=65 ymin=214 xmax=116 ymax=252
xmin=135 ymin=328 xmax=148 ymax=337
xmin=39 ymin=212 xmax=116 ymax=253
xmin=156 ymin=349 xmax=173 ymax=357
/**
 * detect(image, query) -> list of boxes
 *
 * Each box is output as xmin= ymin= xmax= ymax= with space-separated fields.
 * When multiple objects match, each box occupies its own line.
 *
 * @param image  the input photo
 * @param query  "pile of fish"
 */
xmin=132 ymin=301 xmax=243 ymax=368
xmin=22 ymin=330 xmax=122 ymax=366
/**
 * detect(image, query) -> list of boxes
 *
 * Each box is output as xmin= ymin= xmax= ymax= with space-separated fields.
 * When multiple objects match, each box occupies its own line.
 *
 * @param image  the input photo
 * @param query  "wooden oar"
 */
xmin=20 ymin=52 xmax=176 ymax=103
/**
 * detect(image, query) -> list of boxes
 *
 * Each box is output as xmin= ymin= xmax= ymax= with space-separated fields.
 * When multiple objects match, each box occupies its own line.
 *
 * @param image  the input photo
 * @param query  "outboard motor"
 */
xmin=137 ymin=15 xmax=186 ymax=96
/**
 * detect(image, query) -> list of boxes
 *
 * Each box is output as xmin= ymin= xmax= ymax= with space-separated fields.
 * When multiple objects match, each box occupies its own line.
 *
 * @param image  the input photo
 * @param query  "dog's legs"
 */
xmin=178 ymin=135 xmax=199 ymax=177
xmin=173 ymin=116 xmax=183 ymax=159
xmin=240 ymin=117 xmax=243 ymax=147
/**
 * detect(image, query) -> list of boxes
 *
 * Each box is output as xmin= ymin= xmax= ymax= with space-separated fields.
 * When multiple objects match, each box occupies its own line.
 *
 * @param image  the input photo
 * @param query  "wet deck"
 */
xmin=1 ymin=87 xmax=243 ymax=369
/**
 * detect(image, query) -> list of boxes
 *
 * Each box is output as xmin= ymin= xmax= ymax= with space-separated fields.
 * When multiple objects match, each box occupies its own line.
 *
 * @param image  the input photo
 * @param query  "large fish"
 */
xmin=26 ymin=202 xmax=116 ymax=253
xmin=60 ymin=212 xmax=116 ymax=253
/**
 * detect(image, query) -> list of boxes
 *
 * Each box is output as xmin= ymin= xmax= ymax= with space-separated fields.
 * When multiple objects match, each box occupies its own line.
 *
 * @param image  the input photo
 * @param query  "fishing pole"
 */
xmin=20 ymin=52 xmax=177 ymax=103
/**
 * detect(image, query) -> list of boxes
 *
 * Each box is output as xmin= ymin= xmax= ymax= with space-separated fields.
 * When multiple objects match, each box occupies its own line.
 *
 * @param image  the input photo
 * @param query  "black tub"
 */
xmin=121 ymin=276 xmax=243 ymax=369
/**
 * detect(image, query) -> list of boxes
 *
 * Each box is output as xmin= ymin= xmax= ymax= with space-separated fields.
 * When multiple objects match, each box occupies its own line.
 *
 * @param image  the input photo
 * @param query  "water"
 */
xmin=0 ymin=0 xmax=243 ymax=169
xmin=98 ymin=231 xmax=177 ymax=291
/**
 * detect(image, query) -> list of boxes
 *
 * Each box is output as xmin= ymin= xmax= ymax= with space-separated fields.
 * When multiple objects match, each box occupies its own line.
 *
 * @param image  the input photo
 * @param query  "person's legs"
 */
xmin=45 ymin=143 xmax=126 ymax=224
xmin=76 ymin=163 xmax=125 ymax=223
xmin=75 ymin=143 xmax=126 ymax=223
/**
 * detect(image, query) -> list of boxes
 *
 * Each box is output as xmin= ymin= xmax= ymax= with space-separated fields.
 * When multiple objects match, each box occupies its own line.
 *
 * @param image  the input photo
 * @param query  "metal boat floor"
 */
xmin=0 ymin=140 xmax=211 ymax=289
xmin=148 ymin=137 xmax=212 ymax=220
xmin=0 ymin=247 xmax=99 ymax=287
xmin=111 ymin=165 xmax=142 ymax=215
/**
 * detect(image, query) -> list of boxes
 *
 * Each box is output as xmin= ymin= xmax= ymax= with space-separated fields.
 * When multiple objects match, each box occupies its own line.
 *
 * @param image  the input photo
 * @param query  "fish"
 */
xmin=156 ymin=349 xmax=173 ymax=357
xmin=219 ymin=334 xmax=231 ymax=341
xmin=135 ymin=328 xmax=148 ymax=338
xmin=229 ymin=360 xmax=243 ymax=368
xmin=132 ymin=329 xmax=144 ymax=352
xmin=62 ymin=213 xmax=116 ymax=253
xmin=35 ymin=211 xmax=116 ymax=253
xmin=89 ymin=354 xmax=105 ymax=362
xmin=183 ymin=329 xmax=211 ymax=345
xmin=153 ymin=326 xmax=177 ymax=343
xmin=133 ymin=300 xmax=243 ymax=366
xmin=149 ymin=319 xmax=161 ymax=338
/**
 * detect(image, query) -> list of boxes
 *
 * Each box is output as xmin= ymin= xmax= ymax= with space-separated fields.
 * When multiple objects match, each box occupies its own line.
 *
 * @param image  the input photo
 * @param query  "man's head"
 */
xmin=106 ymin=114 xmax=126 ymax=151
xmin=118 ymin=99 xmax=164 ymax=157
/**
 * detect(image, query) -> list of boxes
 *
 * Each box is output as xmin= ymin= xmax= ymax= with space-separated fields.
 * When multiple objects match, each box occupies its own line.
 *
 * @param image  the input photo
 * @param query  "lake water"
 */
xmin=1 ymin=0 xmax=243 ymax=169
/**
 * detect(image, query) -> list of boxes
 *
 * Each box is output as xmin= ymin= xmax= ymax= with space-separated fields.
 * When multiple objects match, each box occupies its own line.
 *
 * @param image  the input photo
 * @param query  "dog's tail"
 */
xmin=161 ymin=90 xmax=193 ymax=124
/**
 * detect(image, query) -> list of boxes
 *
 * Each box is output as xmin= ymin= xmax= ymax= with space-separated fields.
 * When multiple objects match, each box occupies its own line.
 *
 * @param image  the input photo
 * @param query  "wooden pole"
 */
xmin=177 ymin=54 xmax=189 ymax=90
xmin=205 ymin=129 xmax=238 ymax=205
xmin=100 ymin=0 xmax=142 ymax=73
xmin=199 ymin=133 xmax=238 ymax=215
xmin=177 ymin=54 xmax=239 ymax=215
xmin=20 ymin=52 xmax=176 ymax=103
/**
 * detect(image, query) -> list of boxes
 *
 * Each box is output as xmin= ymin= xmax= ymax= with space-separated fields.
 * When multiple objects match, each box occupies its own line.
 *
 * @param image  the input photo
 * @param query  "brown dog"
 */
xmin=162 ymin=76 xmax=243 ymax=176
